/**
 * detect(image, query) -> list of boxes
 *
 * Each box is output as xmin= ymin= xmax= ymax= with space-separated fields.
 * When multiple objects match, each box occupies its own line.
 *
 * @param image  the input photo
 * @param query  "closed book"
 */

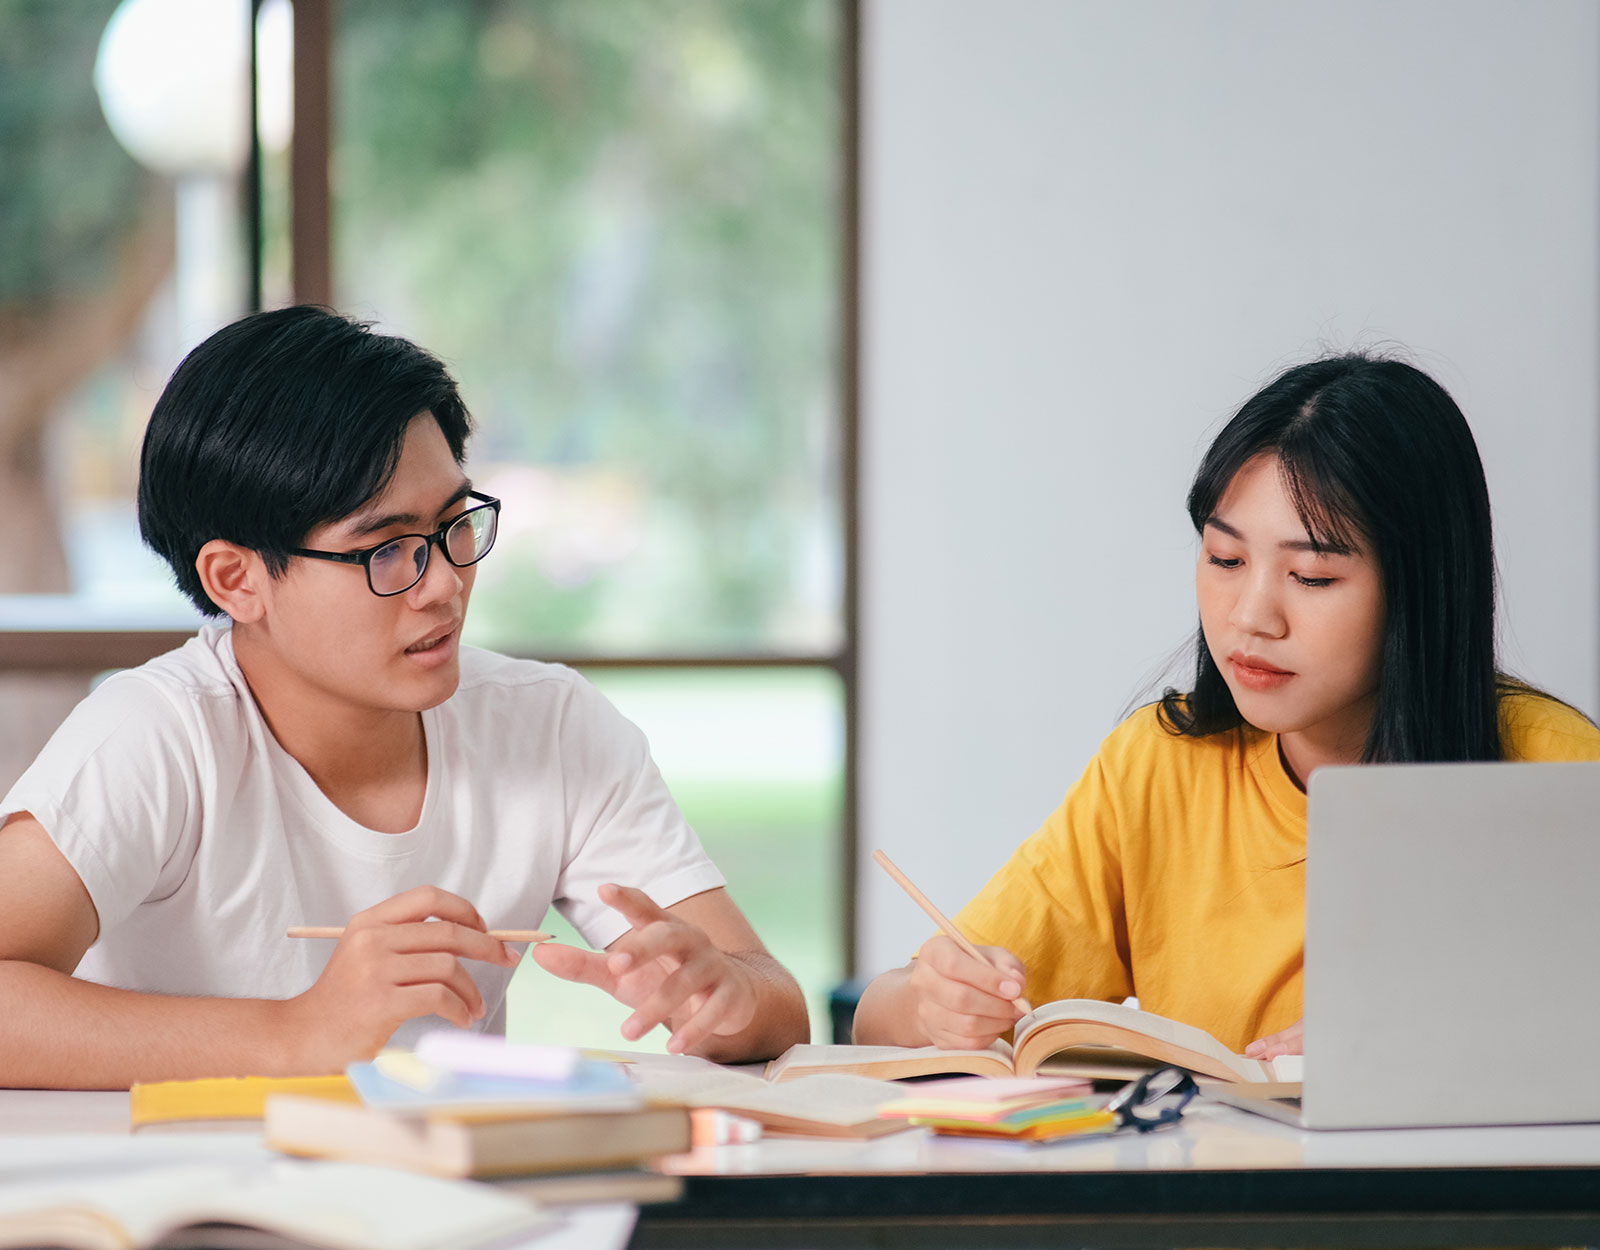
xmin=344 ymin=1057 xmax=642 ymax=1115
xmin=265 ymin=1094 xmax=690 ymax=1178
xmin=130 ymin=1075 xmax=360 ymax=1132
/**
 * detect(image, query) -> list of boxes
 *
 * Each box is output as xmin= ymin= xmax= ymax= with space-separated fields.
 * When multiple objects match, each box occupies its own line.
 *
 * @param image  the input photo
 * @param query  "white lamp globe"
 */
xmin=94 ymin=0 xmax=252 ymax=176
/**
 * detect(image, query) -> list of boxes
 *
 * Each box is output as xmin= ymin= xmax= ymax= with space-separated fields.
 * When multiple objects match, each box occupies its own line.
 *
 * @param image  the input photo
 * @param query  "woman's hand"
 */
xmin=1244 ymin=1017 xmax=1303 ymax=1059
xmin=906 ymin=935 xmax=1028 ymax=1050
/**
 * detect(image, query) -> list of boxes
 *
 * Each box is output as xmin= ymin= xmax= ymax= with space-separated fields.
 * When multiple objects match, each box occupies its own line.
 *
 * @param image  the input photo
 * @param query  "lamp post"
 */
xmin=93 ymin=0 xmax=254 ymax=349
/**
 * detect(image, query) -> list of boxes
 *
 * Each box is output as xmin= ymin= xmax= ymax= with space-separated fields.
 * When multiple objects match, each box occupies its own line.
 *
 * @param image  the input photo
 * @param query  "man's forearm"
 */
xmin=686 ymin=949 xmax=809 ymax=1064
xmin=0 ymin=960 xmax=307 ymax=1089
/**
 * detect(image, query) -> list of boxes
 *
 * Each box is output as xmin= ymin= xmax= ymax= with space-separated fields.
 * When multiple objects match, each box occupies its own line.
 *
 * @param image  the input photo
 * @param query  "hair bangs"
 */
xmin=1275 ymin=445 xmax=1367 ymax=559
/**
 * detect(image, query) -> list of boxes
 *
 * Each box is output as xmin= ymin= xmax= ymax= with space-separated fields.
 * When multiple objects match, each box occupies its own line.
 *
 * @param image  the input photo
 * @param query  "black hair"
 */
xmin=138 ymin=305 xmax=473 ymax=616
xmin=1159 ymin=353 xmax=1505 ymax=762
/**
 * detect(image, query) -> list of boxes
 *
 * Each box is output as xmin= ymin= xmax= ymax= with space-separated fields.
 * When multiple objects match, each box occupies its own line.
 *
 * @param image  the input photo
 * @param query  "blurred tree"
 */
xmin=0 ymin=0 xmax=173 ymax=592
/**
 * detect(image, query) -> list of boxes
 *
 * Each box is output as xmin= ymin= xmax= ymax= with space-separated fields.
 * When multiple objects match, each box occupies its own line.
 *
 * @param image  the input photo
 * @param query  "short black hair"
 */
xmin=138 ymin=306 xmax=473 ymax=616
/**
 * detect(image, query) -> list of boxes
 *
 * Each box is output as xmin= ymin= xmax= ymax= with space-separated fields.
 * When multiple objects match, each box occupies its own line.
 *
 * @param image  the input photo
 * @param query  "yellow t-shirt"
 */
xmin=954 ymin=691 xmax=1600 ymax=1054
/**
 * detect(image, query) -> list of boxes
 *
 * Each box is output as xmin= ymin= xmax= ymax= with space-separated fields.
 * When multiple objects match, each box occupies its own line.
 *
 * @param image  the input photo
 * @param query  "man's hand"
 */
xmin=907 ymin=935 xmax=1028 ymax=1050
xmin=532 ymin=883 xmax=762 ymax=1056
xmin=280 ymin=885 xmax=520 ymax=1073
xmin=1244 ymin=1017 xmax=1304 ymax=1059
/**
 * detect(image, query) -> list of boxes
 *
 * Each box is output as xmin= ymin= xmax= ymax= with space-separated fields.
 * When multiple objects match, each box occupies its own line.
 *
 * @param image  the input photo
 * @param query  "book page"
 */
xmin=625 ymin=1063 xmax=769 ymax=1105
xmin=1016 ymin=999 xmax=1270 ymax=1082
xmin=625 ymin=1061 xmax=905 ymax=1129
xmin=687 ymin=1074 xmax=912 ymax=1128
xmin=764 ymin=1042 xmax=1015 ymax=1082
xmin=0 ymin=1160 xmax=548 ymax=1250
xmin=1017 ymin=998 xmax=1182 ymax=1037
xmin=174 ymin=1162 xmax=550 ymax=1250
xmin=1034 ymin=1051 xmax=1167 ymax=1081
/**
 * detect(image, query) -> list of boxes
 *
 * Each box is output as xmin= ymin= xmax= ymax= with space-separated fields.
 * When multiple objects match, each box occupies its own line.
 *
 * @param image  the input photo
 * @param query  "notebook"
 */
xmin=1210 ymin=760 xmax=1600 ymax=1130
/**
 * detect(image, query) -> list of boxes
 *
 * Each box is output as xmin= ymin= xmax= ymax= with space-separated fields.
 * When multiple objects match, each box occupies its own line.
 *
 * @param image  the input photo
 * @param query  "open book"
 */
xmin=0 ymin=1159 xmax=550 ymax=1250
xmin=768 ymin=999 xmax=1303 ymax=1085
xmin=619 ymin=1054 xmax=915 ymax=1138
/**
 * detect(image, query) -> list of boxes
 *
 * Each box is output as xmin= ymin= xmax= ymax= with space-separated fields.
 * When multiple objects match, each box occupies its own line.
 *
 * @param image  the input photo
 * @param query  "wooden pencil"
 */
xmin=287 ymin=926 xmax=551 ymax=942
xmin=871 ymin=849 xmax=1033 ymax=1015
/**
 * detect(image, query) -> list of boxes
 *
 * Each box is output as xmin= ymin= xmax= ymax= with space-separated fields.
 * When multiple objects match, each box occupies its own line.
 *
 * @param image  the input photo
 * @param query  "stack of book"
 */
xmin=875 ymin=1075 xmax=1116 ymax=1143
xmin=261 ymin=1032 xmax=689 ymax=1197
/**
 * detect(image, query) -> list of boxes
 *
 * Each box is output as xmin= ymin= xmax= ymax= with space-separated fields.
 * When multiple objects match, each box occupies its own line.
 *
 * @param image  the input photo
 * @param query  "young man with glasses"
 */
xmin=0 ymin=306 xmax=809 ymax=1086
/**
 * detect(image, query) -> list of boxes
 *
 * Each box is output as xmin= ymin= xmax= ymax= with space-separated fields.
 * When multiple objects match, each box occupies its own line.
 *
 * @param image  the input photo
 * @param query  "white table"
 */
xmin=642 ymin=1097 xmax=1600 ymax=1247
xmin=7 ymin=1089 xmax=1600 ymax=1248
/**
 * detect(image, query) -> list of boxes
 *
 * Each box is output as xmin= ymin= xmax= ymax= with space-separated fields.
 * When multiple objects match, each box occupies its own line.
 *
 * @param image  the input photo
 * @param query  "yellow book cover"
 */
xmin=130 ymin=1074 xmax=358 ymax=1130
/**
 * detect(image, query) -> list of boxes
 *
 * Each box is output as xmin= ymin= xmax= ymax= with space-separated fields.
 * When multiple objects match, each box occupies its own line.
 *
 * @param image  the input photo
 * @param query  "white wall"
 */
xmin=858 ymin=0 xmax=1600 ymax=973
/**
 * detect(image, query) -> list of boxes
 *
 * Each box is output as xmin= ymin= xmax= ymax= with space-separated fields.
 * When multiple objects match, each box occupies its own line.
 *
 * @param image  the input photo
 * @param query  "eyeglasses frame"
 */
xmin=290 ymin=490 xmax=502 ymax=597
xmin=1103 ymin=1065 xmax=1198 ymax=1133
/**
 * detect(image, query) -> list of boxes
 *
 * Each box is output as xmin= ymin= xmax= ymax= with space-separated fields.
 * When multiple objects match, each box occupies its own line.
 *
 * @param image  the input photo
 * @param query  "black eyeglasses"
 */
xmin=292 ymin=492 xmax=501 ymax=597
xmin=1103 ymin=1066 xmax=1198 ymax=1133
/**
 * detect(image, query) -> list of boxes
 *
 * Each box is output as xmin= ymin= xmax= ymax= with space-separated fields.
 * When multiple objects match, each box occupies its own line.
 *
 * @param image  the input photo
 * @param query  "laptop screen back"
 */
xmin=1304 ymin=761 xmax=1600 ymax=1130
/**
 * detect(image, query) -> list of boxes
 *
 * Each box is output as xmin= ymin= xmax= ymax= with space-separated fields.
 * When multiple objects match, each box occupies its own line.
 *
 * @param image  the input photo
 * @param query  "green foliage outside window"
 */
xmin=335 ymin=0 xmax=843 ymax=656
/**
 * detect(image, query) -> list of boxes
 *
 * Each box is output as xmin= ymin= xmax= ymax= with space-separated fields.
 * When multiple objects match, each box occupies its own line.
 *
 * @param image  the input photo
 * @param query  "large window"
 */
xmin=510 ymin=666 xmax=844 ymax=1047
xmin=0 ymin=0 xmax=853 ymax=1044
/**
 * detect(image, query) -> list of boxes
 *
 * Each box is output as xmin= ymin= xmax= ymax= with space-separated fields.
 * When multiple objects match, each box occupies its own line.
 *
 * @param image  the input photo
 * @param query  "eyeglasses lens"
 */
xmin=365 ymin=505 xmax=498 ymax=596
xmin=447 ymin=507 xmax=495 ymax=564
xmin=368 ymin=536 xmax=429 ymax=595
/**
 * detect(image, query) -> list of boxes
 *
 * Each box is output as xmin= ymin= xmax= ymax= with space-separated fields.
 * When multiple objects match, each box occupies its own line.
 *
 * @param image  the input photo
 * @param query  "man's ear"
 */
xmin=195 ymin=540 xmax=268 ymax=624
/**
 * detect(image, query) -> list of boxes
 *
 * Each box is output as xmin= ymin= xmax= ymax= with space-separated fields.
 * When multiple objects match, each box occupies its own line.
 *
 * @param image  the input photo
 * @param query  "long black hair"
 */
xmin=1159 ymin=353 xmax=1505 ymax=762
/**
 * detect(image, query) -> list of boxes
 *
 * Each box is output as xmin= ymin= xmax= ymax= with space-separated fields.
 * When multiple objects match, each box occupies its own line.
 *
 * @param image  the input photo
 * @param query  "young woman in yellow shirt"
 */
xmin=853 ymin=354 xmax=1600 ymax=1058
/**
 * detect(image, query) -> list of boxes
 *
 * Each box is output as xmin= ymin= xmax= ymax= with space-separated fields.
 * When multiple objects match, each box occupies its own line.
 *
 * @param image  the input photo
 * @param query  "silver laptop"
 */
xmin=1212 ymin=760 xmax=1600 ymax=1130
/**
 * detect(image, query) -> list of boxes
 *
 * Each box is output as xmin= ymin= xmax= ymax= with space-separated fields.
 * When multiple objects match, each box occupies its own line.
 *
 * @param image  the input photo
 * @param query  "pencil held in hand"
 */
xmin=871 ymin=849 xmax=1033 ymax=1016
xmin=287 ymin=926 xmax=551 ymax=942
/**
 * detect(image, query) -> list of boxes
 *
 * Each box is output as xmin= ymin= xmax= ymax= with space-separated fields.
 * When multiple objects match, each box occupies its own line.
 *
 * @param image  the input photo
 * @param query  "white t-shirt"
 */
xmin=0 ymin=627 xmax=725 ymax=1045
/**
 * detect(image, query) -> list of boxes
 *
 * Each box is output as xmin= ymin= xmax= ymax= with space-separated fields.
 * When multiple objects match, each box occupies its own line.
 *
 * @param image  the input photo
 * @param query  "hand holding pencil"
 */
xmin=872 ymin=849 xmax=1033 ymax=1051
xmin=276 ymin=885 xmax=523 ymax=1075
